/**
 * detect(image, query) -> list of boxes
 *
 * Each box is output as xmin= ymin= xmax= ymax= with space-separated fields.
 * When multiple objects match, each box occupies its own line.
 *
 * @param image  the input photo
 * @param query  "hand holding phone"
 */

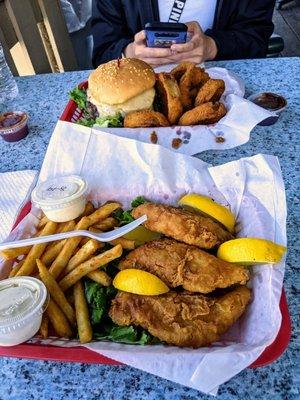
xmin=145 ymin=22 xmax=188 ymax=48
xmin=124 ymin=30 xmax=175 ymax=66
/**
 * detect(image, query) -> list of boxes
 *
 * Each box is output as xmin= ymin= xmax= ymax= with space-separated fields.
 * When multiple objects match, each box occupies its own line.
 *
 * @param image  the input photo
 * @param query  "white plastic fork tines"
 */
xmin=0 ymin=215 xmax=147 ymax=250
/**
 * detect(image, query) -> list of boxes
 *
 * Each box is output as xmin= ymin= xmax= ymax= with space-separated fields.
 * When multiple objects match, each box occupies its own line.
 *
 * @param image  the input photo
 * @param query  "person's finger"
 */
xmin=134 ymin=30 xmax=146 ymax=44
xmin=170 ymin=40 xmax=195 ymax=53
xmin=136 ymin=45 xmax=172 ymax=58
xmin=186 ymin=21 xmax=203 ymax=34
xmin=170 ymin=34 xmax=202 ymax=53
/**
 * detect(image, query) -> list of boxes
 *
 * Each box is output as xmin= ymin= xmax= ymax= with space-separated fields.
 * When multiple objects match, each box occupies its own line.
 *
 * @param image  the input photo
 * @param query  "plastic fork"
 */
xmin=0 ymin=215 xmax=147 ymax=250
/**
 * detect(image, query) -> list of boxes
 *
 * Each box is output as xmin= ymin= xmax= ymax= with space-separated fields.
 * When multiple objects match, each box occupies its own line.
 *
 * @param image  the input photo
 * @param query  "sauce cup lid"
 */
xmin=31 ymin=175 xmax=88 ymax=210
xmin=0 ymin=277 xmax=47 ymax=332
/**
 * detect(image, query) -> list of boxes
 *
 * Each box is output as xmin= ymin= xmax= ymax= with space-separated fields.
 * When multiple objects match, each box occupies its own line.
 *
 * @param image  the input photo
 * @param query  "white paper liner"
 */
xmin=0 ymin=122 xmax=287 ymax=395
xmin=91 ymin=66 xmax=274 ymax=155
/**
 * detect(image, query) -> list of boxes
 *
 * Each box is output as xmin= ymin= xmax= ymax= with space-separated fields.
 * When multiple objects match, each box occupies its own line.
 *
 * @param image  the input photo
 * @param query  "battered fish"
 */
xmin=131 ymin=203 xmax=233 ymax=249
xmin=119 ymin=238 xmax=249 ymax=293
xmin=109 ymin=286 xmax=251 ymax=348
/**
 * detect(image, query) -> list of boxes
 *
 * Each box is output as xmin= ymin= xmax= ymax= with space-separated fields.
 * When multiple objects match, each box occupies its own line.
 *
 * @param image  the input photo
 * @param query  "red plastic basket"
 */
xmin=0 ymin=200 xmax=291 ymax=368
xmin=60 ymin=81 xmax=88 ymax=123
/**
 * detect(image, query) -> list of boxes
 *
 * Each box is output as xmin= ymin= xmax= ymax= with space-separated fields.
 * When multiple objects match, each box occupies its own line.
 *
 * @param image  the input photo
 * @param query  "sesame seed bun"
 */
xmin=88 ymin=58 xmax=155 ymax=105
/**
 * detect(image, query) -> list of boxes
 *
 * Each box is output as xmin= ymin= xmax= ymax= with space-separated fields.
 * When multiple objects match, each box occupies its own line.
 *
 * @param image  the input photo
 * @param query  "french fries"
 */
xmin=59 ymin=244 xmax=122 ymax=292
xmin=46 ymin=298 xmax=72 ymax=338
xmin=9 ymin=260 xmax=24 ymax=277
xmin=87 ymin=270 xmax=111 ymax=286
xmin=89 ymin=227 xmax=135 ymax=250
xmin=37 ymin=259 xmax=76 ymax=326
xmin=16 ymin=221 xmax=58 ymax=276
xmin=49 ymin=202 xmax=121 ymax=279
xmin=65 ymin=239 xmax=103 ymax=275
xmin=38 ymin=215 xmax=49 ymax=229
xmin=109 ymin=237 xmax=135 ymax=250
xmin=79 ymin=201 xmax=95 ymax=218
xmin=74 ymin=280 xmax=93 ymax=344
xmin=92 ymin=217 xmax=118 ymax=231
xmin=41 ymin=220 xmax=76 ymax=266
xmin=5 ymin=201 xmax=124 ymax=344
xmin=1 ymin=228 xmax=44 ymax=260
xmin=39 ymin=314 xmax=49 ymax=339
xmin=1 ymin=246 xmax=31 ymax=260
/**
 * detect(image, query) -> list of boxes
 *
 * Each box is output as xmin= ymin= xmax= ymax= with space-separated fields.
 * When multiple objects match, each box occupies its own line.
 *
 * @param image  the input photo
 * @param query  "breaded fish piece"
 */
xmin=155 ymin=72 xmax=183 ymax=125
xmin=110 ymin=286 xmax=251 ymax=348
xmin=132 ymin=203 xmax=233 ymax=249
xmin=178 ymin=102 xmax=226 ymax=126
xmin=124 ymin=110 xmax=169 ymax=128
xmin=119 ymin=238 xmax=249 ymax=293
xmin=195 ymin=78 xmax=225 ymax=106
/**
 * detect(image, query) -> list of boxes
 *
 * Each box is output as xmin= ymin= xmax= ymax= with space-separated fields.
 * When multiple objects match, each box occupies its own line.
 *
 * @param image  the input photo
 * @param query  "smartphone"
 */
xmin=145 ymin=22 xmax=187 ymax=48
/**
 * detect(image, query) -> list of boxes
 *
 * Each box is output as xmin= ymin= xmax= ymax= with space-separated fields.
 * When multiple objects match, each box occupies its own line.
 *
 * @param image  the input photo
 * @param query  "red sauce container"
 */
xmin=0 ymin=111 xmax=29 ymax=142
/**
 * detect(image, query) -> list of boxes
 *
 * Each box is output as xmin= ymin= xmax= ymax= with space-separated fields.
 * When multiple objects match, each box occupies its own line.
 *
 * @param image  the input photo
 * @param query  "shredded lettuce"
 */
xmin=95 ymin=113 xmax=124 ymax=128
xmin=69 ymin=87 xmax=87 ymax=110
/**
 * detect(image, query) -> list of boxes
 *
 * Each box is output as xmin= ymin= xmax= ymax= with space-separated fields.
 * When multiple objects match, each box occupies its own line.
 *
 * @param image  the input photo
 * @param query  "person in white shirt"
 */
xmin=92 ymin=0 xmax=276 ymax=67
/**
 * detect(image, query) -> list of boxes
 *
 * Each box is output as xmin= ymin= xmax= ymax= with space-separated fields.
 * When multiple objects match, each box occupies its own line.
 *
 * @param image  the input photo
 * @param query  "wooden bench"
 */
xmin=0 ymin=0 xmax=78 ymax=75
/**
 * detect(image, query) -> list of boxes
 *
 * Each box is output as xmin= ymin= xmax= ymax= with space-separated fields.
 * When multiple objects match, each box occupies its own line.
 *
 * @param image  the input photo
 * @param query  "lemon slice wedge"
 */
xmin=178 ymin=193 xmax=235 ymax=233
xmin=217 ymin=238 xmax=286 ymax=265
xmin=113 ymin=269 xmax=169 ymax=295
xmin=122 ymin=226 xmax=160 ymax=246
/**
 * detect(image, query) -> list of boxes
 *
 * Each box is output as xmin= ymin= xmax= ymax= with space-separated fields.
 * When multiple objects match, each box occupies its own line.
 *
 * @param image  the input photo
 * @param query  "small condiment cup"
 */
xmin=0 ymin=277 xmax=48 ymax=347
xmin=31 ymin=175 xmax=88 ymax=222
xmin=247 ymin=92 xmax=287 ymax=126
xmin=0 ymin=111 xmax=29 ymax=142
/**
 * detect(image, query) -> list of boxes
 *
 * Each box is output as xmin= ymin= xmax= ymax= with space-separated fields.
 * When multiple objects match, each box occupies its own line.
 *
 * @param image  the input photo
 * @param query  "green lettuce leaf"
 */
xmin=113 ymin=196 xmax=146 ymax=225
xmin=84 ymin=280 xmax=116 ymax=325
xmin=131 ymin=196 xmax=146 ymax=208
xmin=94 ymin=324 xmax=151 ymax=345
xmin=95 ymin=113 xmax=124 ymax=128
xmin=69 ymin=87 xmax=87 ymax=110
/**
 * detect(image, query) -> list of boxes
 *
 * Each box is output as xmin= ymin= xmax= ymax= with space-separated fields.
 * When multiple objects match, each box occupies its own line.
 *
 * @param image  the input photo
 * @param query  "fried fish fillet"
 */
xmin=155 ymin=72 xmax=183 ymax=125
xmin=178 ymin=102 xmax=227 ymax=126
xmin=124 ymin=110 xmax=169 ymax=128
xmin=109 ymin=286 xmax=251 ymax=348
xmin=195 ymin=78 xmax=225 ymax=106
xmin=119 ymin=238 xmax=249 ymax=293
xmin=131 ymin=203 xmax=233 ymax=249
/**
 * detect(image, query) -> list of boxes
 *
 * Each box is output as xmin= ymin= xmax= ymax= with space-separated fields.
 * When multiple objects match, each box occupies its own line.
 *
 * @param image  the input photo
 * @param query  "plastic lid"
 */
xmin=31 ymin=175 xmax=88 ymax=210
xmin=0 ymin=277 xmax=47 ymax=331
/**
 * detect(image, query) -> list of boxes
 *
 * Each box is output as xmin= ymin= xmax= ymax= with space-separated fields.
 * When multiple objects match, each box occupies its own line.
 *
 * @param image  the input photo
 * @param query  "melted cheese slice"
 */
xmin=87 ymin=88 xmax=155 ymax=116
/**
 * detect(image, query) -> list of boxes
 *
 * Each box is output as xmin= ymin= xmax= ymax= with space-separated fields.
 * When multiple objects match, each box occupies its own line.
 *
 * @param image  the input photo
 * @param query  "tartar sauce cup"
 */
xmin=0 ymin=277 xmax=48 ymax=347
xmin=0 ymin=111 xmax=29 ymax=142
xmin=31 ymin=175 xmax=88 ymax=222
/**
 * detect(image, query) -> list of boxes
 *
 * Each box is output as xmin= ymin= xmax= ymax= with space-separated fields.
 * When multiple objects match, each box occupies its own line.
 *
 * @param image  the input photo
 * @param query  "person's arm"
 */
xmin=91 ymin=0 xmax=132 ymax=67
xmin=205 ymin=0 xmax=276 ymax=60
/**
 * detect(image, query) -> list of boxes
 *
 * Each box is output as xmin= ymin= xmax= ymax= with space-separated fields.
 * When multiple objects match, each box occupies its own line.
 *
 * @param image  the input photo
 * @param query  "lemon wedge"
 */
xmin=122 ymin=226 xmax=160 ymax=246
xmin=178 ymin=193 xmax=235 ymax=233
xmin=113 ymin=269 xmax=169 ymax=295
xmin=217 ymin=238 xmax=286 ymax=265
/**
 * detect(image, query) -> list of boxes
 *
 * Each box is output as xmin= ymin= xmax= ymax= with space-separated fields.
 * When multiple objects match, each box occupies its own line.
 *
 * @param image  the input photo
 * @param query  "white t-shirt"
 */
xmin=158 ymin=0 xmax=217 ymax=31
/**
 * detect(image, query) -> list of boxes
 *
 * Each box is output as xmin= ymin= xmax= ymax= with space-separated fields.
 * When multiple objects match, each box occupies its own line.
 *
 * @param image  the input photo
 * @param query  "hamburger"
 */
xmin=88 ymin=58 xmax=156 ymax=117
